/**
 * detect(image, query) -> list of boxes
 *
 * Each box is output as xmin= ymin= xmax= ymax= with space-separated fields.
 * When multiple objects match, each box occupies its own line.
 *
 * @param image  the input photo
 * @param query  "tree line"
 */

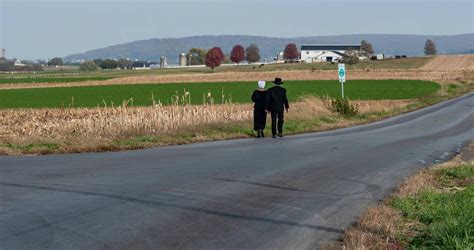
xmin=77 ymin=39 xmax=438 ymax=71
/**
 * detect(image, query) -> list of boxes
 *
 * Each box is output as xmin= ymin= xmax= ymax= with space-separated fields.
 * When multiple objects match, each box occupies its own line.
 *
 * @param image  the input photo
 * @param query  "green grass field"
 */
xmin=0 ymin=80 xmax=440 ymax=109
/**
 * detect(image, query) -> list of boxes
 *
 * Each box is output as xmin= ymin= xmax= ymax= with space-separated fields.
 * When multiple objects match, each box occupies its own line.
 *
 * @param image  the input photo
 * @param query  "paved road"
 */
xmin=1 ymin=93 xmax=473 ymax=249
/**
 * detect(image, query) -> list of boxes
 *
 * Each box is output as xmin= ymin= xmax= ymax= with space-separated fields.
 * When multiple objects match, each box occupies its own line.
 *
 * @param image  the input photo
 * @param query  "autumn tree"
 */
xmin=360 ymin=40 xmax=374 ymax=55
xmin=424 ymin=39 xmax=437 ymax=55
xmin=283 ymin=43 xmax=299 ymax=61
xmin=246 ymin=44 xmax=261 ymax=63
xmin=230 ymin=45 xmax=245 ymax=64
xmin=205 ymin=47 xmax=225 ymax=71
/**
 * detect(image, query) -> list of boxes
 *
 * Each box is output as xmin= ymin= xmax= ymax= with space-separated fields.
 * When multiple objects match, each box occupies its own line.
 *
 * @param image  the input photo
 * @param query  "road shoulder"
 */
xmin=342 ymin=141 xmax=474 ymax=249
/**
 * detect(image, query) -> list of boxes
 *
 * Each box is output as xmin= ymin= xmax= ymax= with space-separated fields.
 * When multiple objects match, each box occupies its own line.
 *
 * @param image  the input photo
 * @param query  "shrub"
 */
xmin=322 ymin=96 xmax=359 ymax=116
xmin=79 ymin=61 xmax=99 ymax=71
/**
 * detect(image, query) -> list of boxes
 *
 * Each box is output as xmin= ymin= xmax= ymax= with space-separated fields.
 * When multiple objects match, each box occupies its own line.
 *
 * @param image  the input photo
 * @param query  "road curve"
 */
xmin=1 ymin=93 xmax=473 ymax=249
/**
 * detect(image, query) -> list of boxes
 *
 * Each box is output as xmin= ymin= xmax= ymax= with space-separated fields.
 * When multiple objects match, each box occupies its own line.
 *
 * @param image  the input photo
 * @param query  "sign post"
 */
xmin=338 ymin=63 xmax=346 ymax=98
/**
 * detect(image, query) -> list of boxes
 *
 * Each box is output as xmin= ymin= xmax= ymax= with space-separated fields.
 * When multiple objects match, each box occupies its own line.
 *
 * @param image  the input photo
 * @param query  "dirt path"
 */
xmin=421 ymin=55 xmax=474 ymax=71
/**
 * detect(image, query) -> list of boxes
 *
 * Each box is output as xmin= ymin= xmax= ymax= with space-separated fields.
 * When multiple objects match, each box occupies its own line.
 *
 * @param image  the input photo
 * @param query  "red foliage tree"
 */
xmin=283 ymin=43 xmax=299 ymax=61
xmin=205 ymin=47 xmax=225 ymax=71
xmin=230 ymin=45 xmax=245 ymax=64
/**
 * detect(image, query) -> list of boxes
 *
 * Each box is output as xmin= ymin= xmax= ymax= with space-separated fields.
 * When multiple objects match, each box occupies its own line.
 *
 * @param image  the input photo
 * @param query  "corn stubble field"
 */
xmin=0 ymin=97 xmax=412 ymax=155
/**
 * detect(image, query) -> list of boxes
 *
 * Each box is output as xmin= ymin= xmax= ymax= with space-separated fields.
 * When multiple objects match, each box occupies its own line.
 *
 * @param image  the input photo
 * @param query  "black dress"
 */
xmin=251 ymin=90 xmax=267 ymax=131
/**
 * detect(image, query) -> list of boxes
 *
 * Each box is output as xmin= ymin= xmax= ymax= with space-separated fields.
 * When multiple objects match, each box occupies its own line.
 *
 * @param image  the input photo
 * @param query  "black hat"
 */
xmin=272 ymin=78 xmax=283 ymax=85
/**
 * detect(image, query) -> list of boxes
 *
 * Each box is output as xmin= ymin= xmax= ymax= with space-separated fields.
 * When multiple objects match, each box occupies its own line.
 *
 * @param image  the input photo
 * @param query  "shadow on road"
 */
xmin=211 ymin=178 xmax=307 ymax=192
xmin=0 ymin=182 xmax=344 ymax=236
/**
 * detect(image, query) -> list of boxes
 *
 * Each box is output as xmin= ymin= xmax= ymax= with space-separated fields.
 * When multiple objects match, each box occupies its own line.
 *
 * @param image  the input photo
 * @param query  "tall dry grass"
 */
xmin=0 ymin=96 xmax=411 ymax=155
xmin=0 ymin=104 xmax=252 ymax=140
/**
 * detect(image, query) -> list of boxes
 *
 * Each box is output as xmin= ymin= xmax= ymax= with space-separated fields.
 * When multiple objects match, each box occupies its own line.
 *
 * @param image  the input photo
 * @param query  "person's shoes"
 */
xmin=256 ymin=131 xmax=261 ymax=138
xmin=272 ymin=134 xmax=277 ymax=138
xmin=260 ymin=130 xmax=265 ymax=138
xmin=278 ymin=133 xmax=283 ymax=137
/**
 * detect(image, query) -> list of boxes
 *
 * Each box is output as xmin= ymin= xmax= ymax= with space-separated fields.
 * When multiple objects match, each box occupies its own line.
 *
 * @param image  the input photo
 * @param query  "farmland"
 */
xmin=0 ymin=57 xmax=432 ymax=84
xmin=0 ymin=80 xmax=440 ymax=109
xmin=0 ymin=55 xmax=472 ymax=155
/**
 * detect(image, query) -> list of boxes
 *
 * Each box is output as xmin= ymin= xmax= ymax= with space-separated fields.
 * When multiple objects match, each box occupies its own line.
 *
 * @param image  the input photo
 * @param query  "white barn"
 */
xmin=300 ymin=44 xmax=361 ymax=63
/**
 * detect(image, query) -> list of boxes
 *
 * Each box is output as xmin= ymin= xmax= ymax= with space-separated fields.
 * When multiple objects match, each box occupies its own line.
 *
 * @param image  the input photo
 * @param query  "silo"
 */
xmin=160 ymin=56 xmax=167 ymax=68
xmin=179 ymin=53 xmax=187 ymax=66
xmin=276 ymin=52 xmax=284 ymax=61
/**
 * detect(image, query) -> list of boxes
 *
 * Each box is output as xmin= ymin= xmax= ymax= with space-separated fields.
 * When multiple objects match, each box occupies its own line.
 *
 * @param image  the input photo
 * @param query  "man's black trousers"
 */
xmin=270 ymin=111 xmax=284 ymax=135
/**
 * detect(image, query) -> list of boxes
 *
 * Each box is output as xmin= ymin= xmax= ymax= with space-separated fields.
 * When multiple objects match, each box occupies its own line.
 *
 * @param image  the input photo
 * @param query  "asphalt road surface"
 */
xmin=1 ymin=93 xmax=473 ymax=249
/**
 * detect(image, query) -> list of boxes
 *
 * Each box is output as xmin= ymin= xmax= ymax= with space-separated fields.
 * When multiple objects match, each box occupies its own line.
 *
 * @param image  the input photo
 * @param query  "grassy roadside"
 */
xmin=0 ymin=99 xmax=407 ymax=155
xmin=344 ymin=142 xmax=474 ymax=249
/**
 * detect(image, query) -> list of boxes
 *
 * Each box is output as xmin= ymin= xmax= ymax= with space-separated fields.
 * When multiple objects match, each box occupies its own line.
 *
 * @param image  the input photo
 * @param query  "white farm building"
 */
xmin=300 ymin=44 xmax=361 ymax=63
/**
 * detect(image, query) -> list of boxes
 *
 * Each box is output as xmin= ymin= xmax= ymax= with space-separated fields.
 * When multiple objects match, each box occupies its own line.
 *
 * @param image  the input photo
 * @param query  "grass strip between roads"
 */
xmin=344 ymin=143 xmax=474 ymax=249
xmin=0 ymin=76 xmax=114 ymax=84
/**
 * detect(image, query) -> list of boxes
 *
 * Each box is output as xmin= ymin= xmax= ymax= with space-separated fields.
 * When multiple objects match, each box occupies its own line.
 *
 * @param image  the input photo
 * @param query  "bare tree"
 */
xmin=360 ymin=40 xmax=374 ymax=55
xmin=341 ymin=48 xmax=359 ymax=65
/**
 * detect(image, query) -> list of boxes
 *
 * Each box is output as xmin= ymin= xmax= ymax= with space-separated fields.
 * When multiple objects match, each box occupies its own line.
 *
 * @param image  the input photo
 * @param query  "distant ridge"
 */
xmin=64 ymin=34 xmax=474 ymax=63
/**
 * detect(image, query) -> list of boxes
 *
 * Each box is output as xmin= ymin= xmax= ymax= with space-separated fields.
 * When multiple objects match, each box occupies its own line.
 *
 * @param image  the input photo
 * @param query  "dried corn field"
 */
xmin=0 ymin=103 xmax=252 ymax=140
xmin=0 ymin=98 xmax=411 ymax=147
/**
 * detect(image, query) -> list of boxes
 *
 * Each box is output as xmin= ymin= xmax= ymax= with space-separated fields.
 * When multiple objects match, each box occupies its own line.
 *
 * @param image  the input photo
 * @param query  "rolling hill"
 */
xmin=64 ymin=34 xmax=474 ymax=64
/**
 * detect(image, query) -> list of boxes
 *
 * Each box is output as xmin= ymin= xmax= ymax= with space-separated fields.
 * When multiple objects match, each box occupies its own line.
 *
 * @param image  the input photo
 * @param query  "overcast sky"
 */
xmin=1 ymin=0 xmax=473 ymax=59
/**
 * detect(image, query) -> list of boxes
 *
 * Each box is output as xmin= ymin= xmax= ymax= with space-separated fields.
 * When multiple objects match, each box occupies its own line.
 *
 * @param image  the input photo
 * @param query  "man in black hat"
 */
xmin=266 ymin=78 xmax=289 ymax=138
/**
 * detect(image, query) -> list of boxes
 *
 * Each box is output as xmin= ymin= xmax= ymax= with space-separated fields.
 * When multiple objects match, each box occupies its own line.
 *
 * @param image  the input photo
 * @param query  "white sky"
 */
xmin=1 ymin=0 xmax=473 ymax=59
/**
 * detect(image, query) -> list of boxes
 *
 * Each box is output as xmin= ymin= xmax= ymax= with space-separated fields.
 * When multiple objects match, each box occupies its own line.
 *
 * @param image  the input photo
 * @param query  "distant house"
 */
xmin=14 ymin=59 xmax=25 ymax=67
xmin=300 ymin=44 xmax=361 ymax=63
xmin=131 ymin=61 xmax=158 ymax=70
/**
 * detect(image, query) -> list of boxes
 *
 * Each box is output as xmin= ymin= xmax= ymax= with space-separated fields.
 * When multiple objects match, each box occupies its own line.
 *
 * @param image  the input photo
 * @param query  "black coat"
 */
xmin=266 ymin=86 xmax=289 ymax=112
xmin=251 ymin=90 xmax=267 ymax=110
